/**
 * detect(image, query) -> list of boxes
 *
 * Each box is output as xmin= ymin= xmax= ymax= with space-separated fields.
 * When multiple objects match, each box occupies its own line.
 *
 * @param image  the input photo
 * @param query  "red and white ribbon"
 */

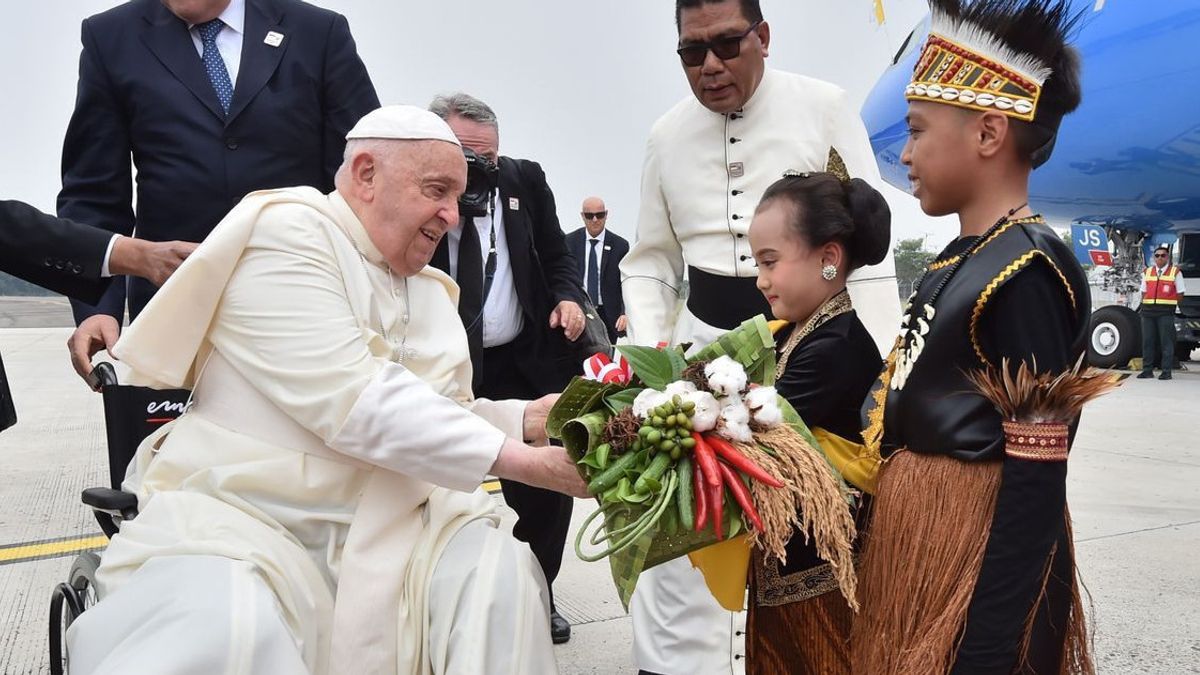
xmin=582 ymin=352 xmax=631 ymax=385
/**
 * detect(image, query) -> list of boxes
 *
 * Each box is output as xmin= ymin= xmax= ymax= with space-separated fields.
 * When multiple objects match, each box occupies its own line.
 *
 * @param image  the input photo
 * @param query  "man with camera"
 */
xmin=429 ymin=93 xmax=588 ymax=644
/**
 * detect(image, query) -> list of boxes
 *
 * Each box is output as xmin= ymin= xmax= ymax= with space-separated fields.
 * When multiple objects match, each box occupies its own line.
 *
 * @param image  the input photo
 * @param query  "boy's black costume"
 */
xmin=854 ymin=2 xmax=1104 ymax=673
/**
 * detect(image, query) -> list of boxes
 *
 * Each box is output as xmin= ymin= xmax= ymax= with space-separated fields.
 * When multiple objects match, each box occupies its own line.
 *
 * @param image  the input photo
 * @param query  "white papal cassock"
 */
xmin=64 ymin=187 xmax=558 ymax=675
xmin=620 ymin=69 xmax=902 ymax=674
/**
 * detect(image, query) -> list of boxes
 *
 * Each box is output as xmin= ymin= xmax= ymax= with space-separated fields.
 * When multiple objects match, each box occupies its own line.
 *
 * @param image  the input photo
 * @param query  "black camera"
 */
xmin=459 ymin=147 xmax=499 ymax=218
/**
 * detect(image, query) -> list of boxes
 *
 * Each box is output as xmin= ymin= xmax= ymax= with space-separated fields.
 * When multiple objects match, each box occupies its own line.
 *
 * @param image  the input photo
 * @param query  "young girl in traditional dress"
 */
xmin=744 ymin=170 xmax=890 ymax=674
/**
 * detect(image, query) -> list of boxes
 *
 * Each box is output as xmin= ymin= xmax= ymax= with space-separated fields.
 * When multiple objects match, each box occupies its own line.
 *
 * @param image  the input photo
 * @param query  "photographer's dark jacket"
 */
xmin=431 ymin=156 xmax=586 ymax=394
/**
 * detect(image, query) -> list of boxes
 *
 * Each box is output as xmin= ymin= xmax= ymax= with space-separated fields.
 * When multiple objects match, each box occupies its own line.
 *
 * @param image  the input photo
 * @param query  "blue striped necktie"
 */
xmin=197 ymin=19 xmax=233 ymax=114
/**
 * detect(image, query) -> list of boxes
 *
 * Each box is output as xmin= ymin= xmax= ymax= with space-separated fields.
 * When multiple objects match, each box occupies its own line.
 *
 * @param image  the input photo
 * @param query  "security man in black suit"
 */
xmin=565 ymin=197 xmax=630 ymax=342
xmin=427 ymin=93 xmax=586 ymax=645
xmin=59 ymin=0 xmax=380 ymax=384
xmin=0 ymin=199 xmax=194 ymax=432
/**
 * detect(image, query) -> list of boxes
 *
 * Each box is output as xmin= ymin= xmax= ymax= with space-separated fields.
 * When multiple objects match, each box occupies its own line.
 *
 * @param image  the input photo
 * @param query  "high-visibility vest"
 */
xmin=1144 ymin=265 xmax=1180 ymax=305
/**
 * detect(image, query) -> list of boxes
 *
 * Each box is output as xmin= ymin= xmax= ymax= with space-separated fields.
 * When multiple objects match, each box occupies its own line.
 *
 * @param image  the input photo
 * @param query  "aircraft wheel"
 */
xmin=1088 ymin=306 xmax=1140 ymax=369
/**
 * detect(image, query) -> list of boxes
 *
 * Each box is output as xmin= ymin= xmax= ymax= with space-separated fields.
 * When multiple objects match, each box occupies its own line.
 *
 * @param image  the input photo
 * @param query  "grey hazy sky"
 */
xmin=1 ymin=0 xmax=956 ymax=249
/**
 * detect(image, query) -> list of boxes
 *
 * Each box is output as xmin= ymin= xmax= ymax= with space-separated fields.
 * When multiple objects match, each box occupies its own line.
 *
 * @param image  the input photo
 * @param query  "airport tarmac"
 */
xmin=1 ymin=297 xmax=1197 ymax=673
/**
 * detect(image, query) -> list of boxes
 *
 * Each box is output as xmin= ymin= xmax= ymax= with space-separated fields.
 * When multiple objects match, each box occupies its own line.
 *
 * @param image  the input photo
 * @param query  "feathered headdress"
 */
xmin=907 ymin=0 xmax=1081 ymax=127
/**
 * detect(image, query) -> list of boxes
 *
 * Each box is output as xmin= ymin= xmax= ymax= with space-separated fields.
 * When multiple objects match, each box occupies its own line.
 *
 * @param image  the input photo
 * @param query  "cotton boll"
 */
xmin=718 ymin=393 xmax=744 ymax=412
xmin=703 ymin=355 xmax=748 ymax=397
xmin=752 ymin=401 xmax=784 ymax=428
xmin=683 ymin=390 xmax=720 ymax=432
xmin=720 ymin=401 xmax=751 ymax=426
xmin=719 ymin=421 xmax=754 ymax=443
xmin=744 ymin=386 xmax=777 ymax=410
xmin=664 ymin=380 xmax=698 ymax=398
xmin=632 ymin=389 xmax=669 ymax=419
xmin=745 ymin=387 xmax=784 ymax=428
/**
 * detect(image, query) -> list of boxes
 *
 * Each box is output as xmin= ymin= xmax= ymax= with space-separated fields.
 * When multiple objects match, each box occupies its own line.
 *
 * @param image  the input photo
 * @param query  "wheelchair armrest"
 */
xmin=81 ymin=488 xmax=138 ymax=517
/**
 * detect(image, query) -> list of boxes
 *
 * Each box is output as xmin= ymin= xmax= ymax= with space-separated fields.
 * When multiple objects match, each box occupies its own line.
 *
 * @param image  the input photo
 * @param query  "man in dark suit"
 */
xmin=428 ymin=93 xmax=586 ymax=645
xmin=1 ymin=199 xmax=195 ymax=431
xmin=565 ymin=197 xmax=629 ymax=342
xmin=59 ymin=0 xmax=379 ymax=384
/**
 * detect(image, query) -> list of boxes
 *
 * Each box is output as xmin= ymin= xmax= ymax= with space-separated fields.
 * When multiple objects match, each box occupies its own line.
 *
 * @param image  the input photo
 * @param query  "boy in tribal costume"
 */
xmin=853 ymin=1 xmax=1108 ymax=673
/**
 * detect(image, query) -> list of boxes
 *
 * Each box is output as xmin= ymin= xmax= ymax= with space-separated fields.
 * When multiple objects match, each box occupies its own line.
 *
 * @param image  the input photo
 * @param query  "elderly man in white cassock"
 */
xmin=65 ymin=105 xmax=588 ymax=675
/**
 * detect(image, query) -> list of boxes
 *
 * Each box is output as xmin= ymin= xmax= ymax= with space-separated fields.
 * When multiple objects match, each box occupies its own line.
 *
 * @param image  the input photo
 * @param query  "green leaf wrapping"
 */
xmin=546 ymin=313 xmax=852 ymax=610
xmin=666 ymin=347 xmax=689 ymax=381
xmin=546 ymin=377 xmax=613 ymax=439
xmin=616 ymin=345 xmax=675 ymax=390
xmin=688 ymin=315 xmax=777 ymax=386
xmin=604 ymin=387 xmax=644 ymax=415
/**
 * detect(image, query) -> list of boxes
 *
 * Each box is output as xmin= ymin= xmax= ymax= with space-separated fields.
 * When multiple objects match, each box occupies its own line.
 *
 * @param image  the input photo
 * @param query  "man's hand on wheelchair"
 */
xmin=68 ymin=315 xmax=121 ymax=389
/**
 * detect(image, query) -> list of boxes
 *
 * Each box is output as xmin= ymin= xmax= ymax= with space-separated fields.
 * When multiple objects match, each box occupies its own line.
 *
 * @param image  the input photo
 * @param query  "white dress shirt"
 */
xmin=583 ymin=229 xmax=607 ymax=306
xmin=445 ymin=194 xmax=526 ymax=347
xmin=100 ymin=235 xmax=119 ymax=277
xmin=187 ymin=0 xmax=245 ymax=86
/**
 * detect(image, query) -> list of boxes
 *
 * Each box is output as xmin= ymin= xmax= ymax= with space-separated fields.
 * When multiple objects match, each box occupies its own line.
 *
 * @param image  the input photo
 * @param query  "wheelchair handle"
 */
xmin=86 ymin=362 xmax=120 ymax=391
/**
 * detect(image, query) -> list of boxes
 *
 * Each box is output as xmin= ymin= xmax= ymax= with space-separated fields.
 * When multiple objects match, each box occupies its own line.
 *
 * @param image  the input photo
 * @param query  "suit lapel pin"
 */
xmin=604 ymin=245 xmax=612 ymax=251
xmin=508 ymin=197 xmax=520 ymax=211
xmin=264 ymin=31 xmax=285 ymax=47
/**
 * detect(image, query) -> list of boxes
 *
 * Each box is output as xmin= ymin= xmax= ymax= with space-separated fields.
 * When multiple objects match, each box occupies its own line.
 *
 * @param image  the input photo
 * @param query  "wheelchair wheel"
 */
xmin=48 ymin=552 xmax=101 ymax=675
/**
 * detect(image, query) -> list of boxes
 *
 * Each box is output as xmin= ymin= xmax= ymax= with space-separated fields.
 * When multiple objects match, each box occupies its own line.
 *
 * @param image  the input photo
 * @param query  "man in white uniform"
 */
xmin=65 ymin=106 xmax=589 ymax=675
xmin=619 ymin=1 xmax=901 ymax=673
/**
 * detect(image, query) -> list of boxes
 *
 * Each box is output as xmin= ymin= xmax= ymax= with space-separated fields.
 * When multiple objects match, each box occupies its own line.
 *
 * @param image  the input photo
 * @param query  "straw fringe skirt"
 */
xmin=850 ymin=451 xmax=1092 ymax=674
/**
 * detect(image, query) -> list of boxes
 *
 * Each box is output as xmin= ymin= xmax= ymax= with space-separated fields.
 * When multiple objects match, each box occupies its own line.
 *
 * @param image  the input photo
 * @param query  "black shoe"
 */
xmin=1137 ymin=371 xmax=1155 ymax=379
xmin=550 ymin=611 xmax=571 ymax=644
xmin=1159 ymin=371 xmax=1172 ymax=380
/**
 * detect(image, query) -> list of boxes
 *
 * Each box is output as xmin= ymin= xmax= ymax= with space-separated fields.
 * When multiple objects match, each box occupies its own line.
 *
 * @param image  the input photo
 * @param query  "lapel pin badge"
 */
xmin=264 ymin=31 xmax=285 ymax=47
xmin=509 ymin=197 xmax=520 ymax=211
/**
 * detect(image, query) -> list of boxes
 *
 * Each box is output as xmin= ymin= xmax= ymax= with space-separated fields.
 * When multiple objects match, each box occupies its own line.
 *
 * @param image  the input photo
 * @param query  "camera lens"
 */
xmin=459 ymin=148 xmax=499 ymax=218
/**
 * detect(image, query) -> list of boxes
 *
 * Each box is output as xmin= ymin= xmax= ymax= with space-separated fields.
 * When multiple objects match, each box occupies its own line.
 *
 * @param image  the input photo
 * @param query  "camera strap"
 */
xmin=463 ymin=195 xmax=499 ymax=336
xmin=481 ymin=198 xmax=498 ymax=305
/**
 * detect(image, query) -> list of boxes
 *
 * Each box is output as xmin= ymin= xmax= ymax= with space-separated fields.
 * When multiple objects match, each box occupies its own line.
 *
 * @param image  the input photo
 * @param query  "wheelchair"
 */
xmin=47 ymin=363 xmax=190 ymax=675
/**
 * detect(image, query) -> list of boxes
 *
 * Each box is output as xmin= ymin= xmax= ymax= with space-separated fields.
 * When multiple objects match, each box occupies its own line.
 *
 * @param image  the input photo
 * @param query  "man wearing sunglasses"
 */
xmin=619 ymin=1 xmax=900 ymax=673
xmin=1139 ymin=245 xmax=1186 ymax=380
xmin=566 ymin=197 xmax=629 ymax=342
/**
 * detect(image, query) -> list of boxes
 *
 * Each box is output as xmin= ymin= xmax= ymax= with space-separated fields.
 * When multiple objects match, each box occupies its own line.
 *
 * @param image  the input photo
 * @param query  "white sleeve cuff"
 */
xmin=101 ymin=235 xmax=120 ymax=277
xmin=329 ymin=362 xmax=505 ymax=492
xmin=467 ymin=398 xmax=528 ymax=441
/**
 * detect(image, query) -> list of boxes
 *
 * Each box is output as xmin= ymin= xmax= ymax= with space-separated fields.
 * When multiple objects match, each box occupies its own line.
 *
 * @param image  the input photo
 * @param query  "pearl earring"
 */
xmin=821 ymin=264 xmax=837 ymax=281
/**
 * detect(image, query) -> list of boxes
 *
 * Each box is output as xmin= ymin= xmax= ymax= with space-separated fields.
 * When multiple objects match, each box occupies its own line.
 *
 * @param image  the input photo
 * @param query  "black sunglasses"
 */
xmin=582 ymin=211 xmax=608 ymax=220
xmin=677 ymin=21 xmax=762 ymax=67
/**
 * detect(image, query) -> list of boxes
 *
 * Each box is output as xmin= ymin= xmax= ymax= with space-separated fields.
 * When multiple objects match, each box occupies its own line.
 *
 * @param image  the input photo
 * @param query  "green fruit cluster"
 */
xmin=634 ymin=395 xmax=698 ymax=461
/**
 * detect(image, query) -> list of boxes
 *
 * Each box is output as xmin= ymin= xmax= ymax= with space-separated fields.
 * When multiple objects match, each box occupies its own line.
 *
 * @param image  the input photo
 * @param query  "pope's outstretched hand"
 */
xmin=491 ymin=437 xmax=589 ymax=499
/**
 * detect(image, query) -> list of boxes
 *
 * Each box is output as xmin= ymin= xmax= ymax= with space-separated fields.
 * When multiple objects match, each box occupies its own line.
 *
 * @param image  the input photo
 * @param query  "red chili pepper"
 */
xmin=718 ymin=461 xmax=763 ymax=532
xmin=693 ymin=457 xmax=709 ymax=532
xmin=691 ymin=432 xmax=723 ymax=488
xmin=709 ymin=480 xmax=725 ymax=540
xmin=704 ymin=434 xmax=785 ymax=488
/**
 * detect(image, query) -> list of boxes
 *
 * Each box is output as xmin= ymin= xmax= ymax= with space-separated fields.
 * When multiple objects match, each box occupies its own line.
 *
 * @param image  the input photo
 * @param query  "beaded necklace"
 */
xmin=890 ymin=205 xmax=1039 ymax=391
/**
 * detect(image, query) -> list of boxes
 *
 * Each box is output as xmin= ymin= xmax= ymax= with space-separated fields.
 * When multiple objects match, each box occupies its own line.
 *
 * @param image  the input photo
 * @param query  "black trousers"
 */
xmin=1140 ymin=308 xmax=1177 ymax=371
xmin=477 ymin=335 xmax=574 ymax=612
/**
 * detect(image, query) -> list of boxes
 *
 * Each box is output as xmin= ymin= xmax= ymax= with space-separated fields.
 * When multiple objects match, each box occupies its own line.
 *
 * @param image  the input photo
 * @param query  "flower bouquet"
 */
xmin=545 ymin=316 xmax=858 ymax=609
